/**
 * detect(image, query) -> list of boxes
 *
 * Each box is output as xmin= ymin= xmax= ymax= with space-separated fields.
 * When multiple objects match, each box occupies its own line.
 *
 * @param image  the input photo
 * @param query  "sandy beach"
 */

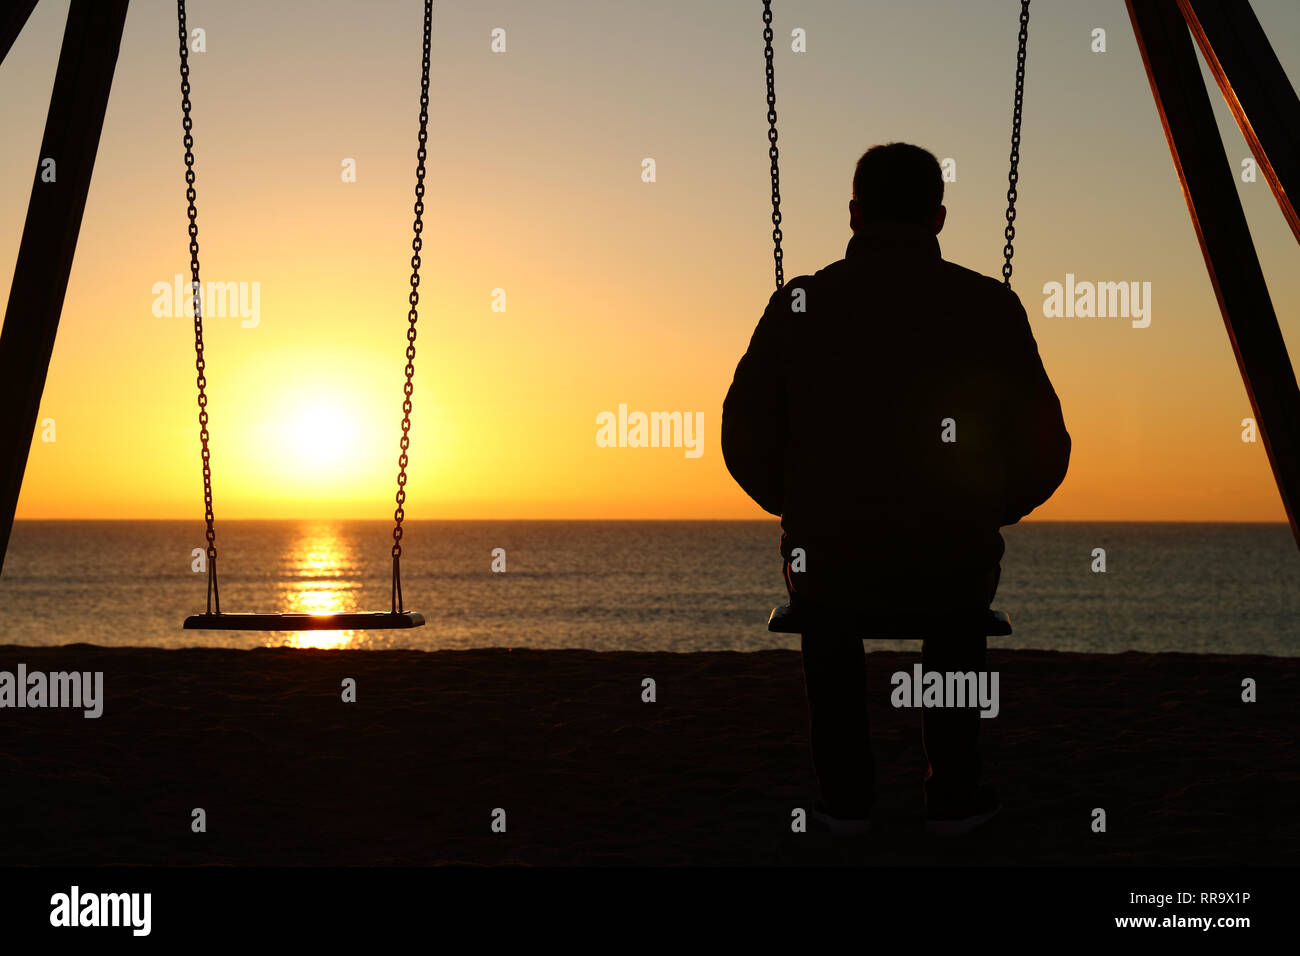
xmin=0 ymin=645 xmax=1295 ymax=866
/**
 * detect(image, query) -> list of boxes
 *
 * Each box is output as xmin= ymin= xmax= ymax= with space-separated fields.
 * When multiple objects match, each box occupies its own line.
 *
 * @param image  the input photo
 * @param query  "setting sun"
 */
xmin=286 ymin=401 xmax=358 ymax=470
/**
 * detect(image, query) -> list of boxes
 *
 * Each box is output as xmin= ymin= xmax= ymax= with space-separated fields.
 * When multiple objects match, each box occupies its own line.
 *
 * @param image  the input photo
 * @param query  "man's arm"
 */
xmin=995 ymin=289 xmax=1071 ymax=525
xmin=721 ymin=285 xmax=797 ymax=517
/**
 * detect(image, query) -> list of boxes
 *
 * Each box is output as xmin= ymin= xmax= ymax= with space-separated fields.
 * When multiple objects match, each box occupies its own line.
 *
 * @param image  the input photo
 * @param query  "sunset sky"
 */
xmin=2 ymin=0 xmax=1298 ymax=521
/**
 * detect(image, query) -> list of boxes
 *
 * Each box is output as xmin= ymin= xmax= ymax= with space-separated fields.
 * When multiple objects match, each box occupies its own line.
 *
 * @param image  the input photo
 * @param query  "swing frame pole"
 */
xmin=0 ymin=1 xmax=40 ymax=65
xmin=1126 ymin=0 xmax=1300 ymax=549
xmin=1177 ymin=0 xmax=1300 ymax=246
xmin=0 ymin=0 xmax=131 ymax=575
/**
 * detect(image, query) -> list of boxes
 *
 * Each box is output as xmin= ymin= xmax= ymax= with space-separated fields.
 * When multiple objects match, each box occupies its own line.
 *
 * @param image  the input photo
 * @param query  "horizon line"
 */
xmin=8 ymin=517 xmax=1293 ymax=525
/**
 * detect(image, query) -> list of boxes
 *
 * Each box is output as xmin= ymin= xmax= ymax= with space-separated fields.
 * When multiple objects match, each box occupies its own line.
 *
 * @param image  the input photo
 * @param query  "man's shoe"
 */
xmin=810 ymin=801 xmax=872 ymax=837
xmin=925 ymin=785 xmax=1001 ymax=837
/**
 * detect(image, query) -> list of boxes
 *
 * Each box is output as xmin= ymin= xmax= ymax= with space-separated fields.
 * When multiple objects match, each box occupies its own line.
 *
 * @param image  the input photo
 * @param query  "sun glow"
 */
xmin=287 ymin=402 xmax=358 ymax=470
xmin=220 ymin=367 xmax=398 ymax=511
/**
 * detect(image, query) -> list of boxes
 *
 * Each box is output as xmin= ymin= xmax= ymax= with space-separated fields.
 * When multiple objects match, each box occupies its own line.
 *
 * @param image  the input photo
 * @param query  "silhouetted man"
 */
xmin=721 ymin=142 xmax=1070 ymax=837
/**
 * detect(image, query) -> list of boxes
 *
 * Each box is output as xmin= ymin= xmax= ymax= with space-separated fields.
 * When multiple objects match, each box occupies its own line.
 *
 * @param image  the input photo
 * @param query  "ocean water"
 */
xmin=0 ymin=520 xmax=1294 ymax=655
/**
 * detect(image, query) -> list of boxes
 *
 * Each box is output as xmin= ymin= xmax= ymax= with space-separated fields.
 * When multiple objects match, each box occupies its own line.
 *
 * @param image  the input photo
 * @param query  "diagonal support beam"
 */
xmin=1178 ymin=0 xmax=1300 ymax=245
xmin=0 ymin=0 xmax=40 ymax=67
xmin=0 ymin=0 xmax=130 ymax=574
xmin=1126 ymin=0 xmax=1300 ymax=549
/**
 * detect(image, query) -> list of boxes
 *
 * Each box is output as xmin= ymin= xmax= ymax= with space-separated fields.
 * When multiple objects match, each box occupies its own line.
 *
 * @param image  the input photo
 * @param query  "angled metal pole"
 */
xmin=1178 ymin=0 xmax=1300 ymax=245
xmin=1126 ymin=0 xmax=1300 ymax=550
xmin=0 ymin=0 xmax=130 ymax=574
xmin=0 ymin=1 xmax=40 ymax=67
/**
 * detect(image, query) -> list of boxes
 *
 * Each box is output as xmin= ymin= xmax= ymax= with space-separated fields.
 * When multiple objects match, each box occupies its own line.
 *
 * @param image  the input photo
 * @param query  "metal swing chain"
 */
xmin=177 ymin=0 xmax=219 ymax=614
xmin=1002 ymin=0 xmax=1031 ymax=288
xmin=762 ymin=0 xmax=784 ymax=292
xmin=392 ymin=0 xmax=433 ymax=614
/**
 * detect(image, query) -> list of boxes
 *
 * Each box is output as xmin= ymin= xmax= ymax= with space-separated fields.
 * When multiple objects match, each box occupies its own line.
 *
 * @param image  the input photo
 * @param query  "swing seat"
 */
xmin=183 ymin=611 xmax=425 ymax=631
xmin=767 ymin=604 xmax=1011 ymax=638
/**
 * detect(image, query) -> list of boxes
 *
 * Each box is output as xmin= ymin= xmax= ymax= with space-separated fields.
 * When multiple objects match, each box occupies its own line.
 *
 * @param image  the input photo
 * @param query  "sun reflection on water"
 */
xmin=281 ymin=526 xmax=362 ymax=649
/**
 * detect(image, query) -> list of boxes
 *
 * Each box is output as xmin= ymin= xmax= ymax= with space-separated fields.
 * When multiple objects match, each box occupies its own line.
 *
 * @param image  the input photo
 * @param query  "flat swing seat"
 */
xmin=767 ymin=604 xmax=1011 ymax=638
xmin=183 ymin=611 xmax=425 ymax=631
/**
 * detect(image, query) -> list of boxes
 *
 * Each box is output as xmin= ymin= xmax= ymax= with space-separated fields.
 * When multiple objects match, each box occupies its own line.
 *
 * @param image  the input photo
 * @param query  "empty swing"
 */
xmin=759 ymin=0 xmax=1030 ymax=639
xmin=179 ymin=0 xmax=434 ymax=631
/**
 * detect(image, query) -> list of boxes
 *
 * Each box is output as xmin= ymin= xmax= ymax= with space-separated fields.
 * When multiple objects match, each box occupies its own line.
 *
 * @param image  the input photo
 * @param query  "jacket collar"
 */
xmin=846 ymin=222 xmax=942 ymax=261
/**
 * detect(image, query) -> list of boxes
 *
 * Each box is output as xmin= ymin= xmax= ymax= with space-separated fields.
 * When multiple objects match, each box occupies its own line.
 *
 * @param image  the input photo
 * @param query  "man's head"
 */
xmin=850 ymin=142 xmax=946 ymax=235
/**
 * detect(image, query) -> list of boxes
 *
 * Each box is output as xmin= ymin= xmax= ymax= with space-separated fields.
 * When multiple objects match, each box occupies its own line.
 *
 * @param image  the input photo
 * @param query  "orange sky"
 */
xmin=2 ymin=0 xmax=1298 ymax=521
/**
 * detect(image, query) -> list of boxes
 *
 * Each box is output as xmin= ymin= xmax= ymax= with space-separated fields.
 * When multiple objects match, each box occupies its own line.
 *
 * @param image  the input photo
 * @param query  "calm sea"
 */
xmin=0 ymin=521 xmax=1295 ymax=655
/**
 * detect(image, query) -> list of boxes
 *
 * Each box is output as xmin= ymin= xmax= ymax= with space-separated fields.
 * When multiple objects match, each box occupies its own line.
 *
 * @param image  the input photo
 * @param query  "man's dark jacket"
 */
xmin=721 ymin=223 xmax=1070 ymax=609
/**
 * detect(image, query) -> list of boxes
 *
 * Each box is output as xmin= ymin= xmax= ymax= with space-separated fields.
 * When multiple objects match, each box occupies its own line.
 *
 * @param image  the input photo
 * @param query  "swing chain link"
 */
xmin=391 ymin=0 xmax=433 ymax=612
xmin=762 ymin=0 xmax=784 ymax=291
xmin=177 ymin=0 xmax=219 ymax=614
xmin=1002 ymin=0 xmax=1030 ymax=288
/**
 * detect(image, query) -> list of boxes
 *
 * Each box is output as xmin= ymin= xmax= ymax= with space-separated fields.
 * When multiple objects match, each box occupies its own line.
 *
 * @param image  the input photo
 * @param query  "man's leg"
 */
xmin=921 ymin=565 xmax=1000 ymax=807
xmin=800 ymin=629 xmax=875 ymax=816
xmin=920 ymin=630 xmax=987 ymax=806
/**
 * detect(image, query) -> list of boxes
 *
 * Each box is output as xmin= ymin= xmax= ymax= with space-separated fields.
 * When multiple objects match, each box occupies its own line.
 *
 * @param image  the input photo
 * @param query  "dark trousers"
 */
xmin=800 ymin=629 xmax=987 ymax=814
xmin=792 ymin=557 xmax=1000 ymax=816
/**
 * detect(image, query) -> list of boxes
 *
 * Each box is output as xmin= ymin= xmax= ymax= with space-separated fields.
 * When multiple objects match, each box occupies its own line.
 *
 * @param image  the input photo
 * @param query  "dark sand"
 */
xmin=0 ymin=645 xmax=1295 ymax=866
